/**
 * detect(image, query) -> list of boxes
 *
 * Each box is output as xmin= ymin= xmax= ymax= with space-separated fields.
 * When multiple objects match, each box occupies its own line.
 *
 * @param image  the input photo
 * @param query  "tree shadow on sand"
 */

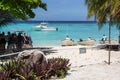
xmin=95 ymin=44 xmax=119 ymax=51
xmin=22 ymin=47 xmax=58 ymax=55
xmin=0 ymin=47 xmax=57 ymax=60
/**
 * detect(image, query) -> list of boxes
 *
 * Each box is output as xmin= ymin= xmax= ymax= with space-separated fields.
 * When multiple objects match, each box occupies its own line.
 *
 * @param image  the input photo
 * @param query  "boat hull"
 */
xmin=35 ymin=28 xmax=58 ymax=31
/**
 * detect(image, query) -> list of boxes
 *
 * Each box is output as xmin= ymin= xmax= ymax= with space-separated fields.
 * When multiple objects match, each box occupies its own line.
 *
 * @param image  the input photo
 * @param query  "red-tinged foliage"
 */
xmin=0 ymin=57 xmax=71 ymax=79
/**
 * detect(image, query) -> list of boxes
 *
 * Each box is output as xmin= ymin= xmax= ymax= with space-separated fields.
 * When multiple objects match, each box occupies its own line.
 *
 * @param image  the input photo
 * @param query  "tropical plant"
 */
xmin=0 ymin=0 xmax=47 ymax=27
xmin=85 ymin=0 xmax=120 ymax=64
xmin=0 ymin=60 xmax=36 ymax=80
xmin=32 ymin=62 xmax=48 ymax=80
xmin=0 ymin=0 xmax=46 ymax=20
xmin=86 ymin=0 xmax=120 ymax=40
xmin=0 ymin=10 xmax=15 ymax=27
xmin=0 ymin=71 xmax=11 ymax=80
xmin=15 ymin=64 xmax=36 ymax=80
xmin=47 ymin=57 xmax=71 ymax=79
xmin=0 ymin=57 xmax=71 ymax=80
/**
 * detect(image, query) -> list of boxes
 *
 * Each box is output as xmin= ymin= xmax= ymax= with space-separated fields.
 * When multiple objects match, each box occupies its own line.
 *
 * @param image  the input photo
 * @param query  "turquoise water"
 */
xmin=0 ymin=22 xmax=119 ymax=46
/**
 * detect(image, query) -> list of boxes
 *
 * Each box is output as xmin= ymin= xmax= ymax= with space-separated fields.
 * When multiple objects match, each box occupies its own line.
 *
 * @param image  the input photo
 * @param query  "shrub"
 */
xmin=47 ymin=57 xmax=71 ymax=78
xmin=0 ymin=57 xmax=71 ymax=80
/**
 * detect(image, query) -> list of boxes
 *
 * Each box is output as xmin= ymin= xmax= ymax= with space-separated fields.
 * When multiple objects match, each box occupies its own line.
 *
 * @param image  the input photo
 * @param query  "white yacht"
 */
xmin=34 ymin=22 xmax=58 ymax=31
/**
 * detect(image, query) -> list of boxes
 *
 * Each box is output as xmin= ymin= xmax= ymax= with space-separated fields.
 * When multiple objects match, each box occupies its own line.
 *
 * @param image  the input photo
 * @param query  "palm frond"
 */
xmin=0 ymin=10 xmax=15 ymax=27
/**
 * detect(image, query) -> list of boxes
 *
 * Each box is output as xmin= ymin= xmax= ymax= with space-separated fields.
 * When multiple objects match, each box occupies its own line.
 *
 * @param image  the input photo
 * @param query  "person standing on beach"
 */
xmin=65 ymin=35 xmax=70 ymax=40
xmin=6 ymin=32 xmax=11 ymax=49
xmin=8 ymin=33 xmax=17 ymax=52
xmin=1 ymin=32 xmax=6 ymax=50
xmin=17 ymin=33 xmax=24 ymax=51
xmin=102 ymin=34 xmax=107 ymax=44
xmin=28 ymin=36 xmax=33 ymax=48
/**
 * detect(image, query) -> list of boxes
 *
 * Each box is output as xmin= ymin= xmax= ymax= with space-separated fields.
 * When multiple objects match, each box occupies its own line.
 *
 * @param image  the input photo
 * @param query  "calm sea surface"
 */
xmin=0 ymin=21 xmax=119 ymax=46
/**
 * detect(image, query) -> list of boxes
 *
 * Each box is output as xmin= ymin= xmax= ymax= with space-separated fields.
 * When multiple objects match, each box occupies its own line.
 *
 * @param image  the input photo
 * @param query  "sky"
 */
xmin=32 ymin=0 xmax=94 ymax=21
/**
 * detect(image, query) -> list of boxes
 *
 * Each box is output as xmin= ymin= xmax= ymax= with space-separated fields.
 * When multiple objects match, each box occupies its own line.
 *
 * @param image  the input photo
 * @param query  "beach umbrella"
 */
xmin=15 ymin=30 xmax=25 ymax=33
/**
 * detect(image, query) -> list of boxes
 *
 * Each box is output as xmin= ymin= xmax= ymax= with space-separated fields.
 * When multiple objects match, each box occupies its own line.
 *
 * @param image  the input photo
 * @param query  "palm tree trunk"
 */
xmin=118 ymin=29 xmax=120 ymax=44
xmin=118 ymin=29 xmax=120 ymax=50
xmin=108 ymin=0 xmax=112 ymax=65
xmin=108 ymin=21 xmax=111 ymax=65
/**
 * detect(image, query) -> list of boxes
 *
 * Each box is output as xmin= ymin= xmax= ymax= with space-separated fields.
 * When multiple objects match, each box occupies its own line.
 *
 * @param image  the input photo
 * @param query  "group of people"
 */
xmin=0 ymin=31 xmax=33 ymax=52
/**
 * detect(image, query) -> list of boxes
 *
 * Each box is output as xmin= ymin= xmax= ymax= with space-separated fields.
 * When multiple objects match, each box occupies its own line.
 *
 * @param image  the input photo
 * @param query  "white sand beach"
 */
xmin=1 ymin=45 xmax=120 ymax=80
xmin=45 ymin=45 xmax=120 ymax=80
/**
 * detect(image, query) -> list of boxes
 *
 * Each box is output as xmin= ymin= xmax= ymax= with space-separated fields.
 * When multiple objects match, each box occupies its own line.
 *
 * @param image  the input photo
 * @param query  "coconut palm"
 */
xmin=86 ymin=0 xmax=111 ymax=27
xmin=112 ymin=1 xmax=120 ymax=46
xmin=86 ymin=0 xmax=120 ymax=64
